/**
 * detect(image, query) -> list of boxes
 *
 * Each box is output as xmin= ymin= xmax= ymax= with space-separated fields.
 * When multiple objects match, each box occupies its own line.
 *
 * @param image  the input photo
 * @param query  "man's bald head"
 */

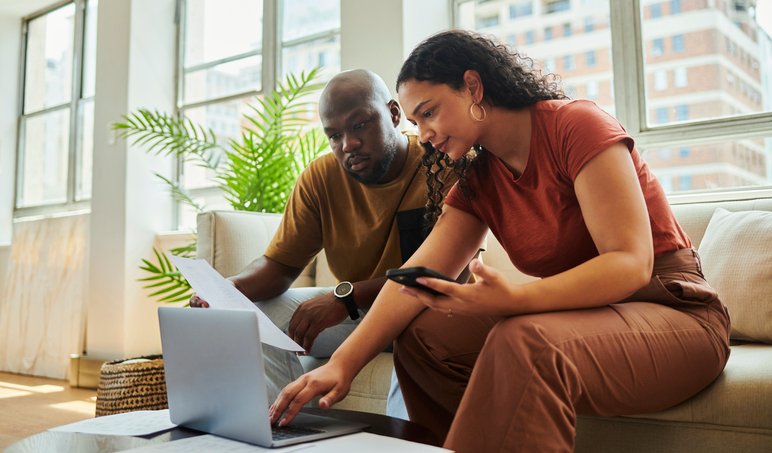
xmin=319 ymin=69 xmax=393 ymax=118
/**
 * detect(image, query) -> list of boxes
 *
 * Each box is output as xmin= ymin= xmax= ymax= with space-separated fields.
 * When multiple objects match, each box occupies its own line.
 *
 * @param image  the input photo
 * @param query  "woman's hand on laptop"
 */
xmin=269 ymin=362 xmax=352 ymax=427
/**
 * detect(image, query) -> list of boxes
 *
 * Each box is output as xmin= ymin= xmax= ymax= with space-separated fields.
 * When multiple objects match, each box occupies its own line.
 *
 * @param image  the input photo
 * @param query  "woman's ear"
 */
xmin=463 ymin=70 xmax=484 ymax=103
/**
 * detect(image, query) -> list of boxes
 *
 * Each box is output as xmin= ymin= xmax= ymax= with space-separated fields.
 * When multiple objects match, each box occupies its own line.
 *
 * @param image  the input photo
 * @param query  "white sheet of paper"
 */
xmin=170 ymin=255 xmax=303 ymax=352
xmin=309 ymin=432 xmax=452 ymax=452
xmin=120 ymin=434 xmax=314 ymax=452
xmin=49 ymin=410 xmax=177 ymax=436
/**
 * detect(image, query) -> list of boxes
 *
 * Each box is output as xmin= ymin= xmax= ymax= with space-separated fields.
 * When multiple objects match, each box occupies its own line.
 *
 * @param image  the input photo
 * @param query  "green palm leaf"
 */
xmin=119 ymin=69 xmax=327 ymax=303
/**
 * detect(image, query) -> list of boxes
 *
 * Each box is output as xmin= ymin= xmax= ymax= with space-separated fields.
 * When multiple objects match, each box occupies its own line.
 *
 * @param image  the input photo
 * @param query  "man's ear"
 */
xmin=463 ymin=70 xmax=484 ymax=104
xmin=387 ymin=100 xmax=402 ymax=127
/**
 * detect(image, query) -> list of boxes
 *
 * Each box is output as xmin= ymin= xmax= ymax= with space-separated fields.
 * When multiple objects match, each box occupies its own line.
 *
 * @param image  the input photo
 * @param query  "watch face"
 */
xmin=334 ymin=281 xmax=353 ymax=298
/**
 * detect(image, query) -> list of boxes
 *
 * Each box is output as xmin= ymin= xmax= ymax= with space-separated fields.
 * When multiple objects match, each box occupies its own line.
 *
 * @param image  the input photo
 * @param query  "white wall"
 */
xmin=0 ymin=15 xmax=20 ymax=247
xmin=86 ymin=0 xmax=176 ymax=359
xmin=340 ymin=0 xmax=451 ymax=98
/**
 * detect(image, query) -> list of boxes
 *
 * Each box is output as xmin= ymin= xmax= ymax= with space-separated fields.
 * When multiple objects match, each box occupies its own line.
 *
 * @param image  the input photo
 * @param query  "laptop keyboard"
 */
xmin=271 ymin=424 xmax=326 ymax=441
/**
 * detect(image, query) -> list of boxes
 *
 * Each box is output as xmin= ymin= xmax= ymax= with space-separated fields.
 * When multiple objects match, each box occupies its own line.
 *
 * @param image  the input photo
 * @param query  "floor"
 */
xmin=0 ymin=371 xmax=96 ymax=450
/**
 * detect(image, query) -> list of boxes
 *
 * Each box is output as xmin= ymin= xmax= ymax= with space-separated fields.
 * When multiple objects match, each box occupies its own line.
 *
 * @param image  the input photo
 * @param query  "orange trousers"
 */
xmin=393 ymin=248 xmax=730 ymax=453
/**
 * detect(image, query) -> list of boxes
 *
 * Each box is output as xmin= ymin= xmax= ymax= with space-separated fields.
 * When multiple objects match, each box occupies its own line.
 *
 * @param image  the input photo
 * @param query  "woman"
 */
xmin=270 ymin=30 xmax=730 ymax=452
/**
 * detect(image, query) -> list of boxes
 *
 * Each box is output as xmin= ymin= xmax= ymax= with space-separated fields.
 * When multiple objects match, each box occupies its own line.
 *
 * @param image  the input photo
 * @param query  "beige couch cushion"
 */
xmin=697 ymin=208 xmax=772 ymax=343
xmin=625 ymin=344 xmax=772 ymax=431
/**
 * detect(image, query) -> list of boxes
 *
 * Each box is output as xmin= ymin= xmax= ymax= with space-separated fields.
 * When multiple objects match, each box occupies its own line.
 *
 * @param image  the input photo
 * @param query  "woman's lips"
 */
xmin=434 ymin=139 xmax=448 ymax=153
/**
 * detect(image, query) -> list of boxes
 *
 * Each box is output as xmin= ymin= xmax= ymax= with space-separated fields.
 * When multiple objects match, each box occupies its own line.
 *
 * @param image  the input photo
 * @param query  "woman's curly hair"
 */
xmin=398 ymin=30 xmax=566 ymax=229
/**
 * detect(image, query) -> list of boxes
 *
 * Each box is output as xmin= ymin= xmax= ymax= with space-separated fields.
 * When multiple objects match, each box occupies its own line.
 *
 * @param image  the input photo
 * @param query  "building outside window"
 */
xmin=457 ymin=0 xmax=772 ymax=195
xmin=15 ymin=0 xmax=98 ymax=215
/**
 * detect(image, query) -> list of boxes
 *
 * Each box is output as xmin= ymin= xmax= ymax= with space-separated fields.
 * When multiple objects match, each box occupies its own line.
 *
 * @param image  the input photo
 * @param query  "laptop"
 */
xmin=158 ymin=307 xmax=368 ymax=447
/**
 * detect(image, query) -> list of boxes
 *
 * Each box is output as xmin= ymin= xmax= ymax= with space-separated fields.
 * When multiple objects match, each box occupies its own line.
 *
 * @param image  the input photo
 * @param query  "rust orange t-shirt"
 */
xmin=444 ymin=100 xmax=690 ymax=278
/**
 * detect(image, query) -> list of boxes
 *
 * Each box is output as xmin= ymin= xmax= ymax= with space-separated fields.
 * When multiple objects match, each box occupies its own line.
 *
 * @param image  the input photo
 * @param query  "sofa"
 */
xmin=197 ymin=195 xmax=772 ymax=452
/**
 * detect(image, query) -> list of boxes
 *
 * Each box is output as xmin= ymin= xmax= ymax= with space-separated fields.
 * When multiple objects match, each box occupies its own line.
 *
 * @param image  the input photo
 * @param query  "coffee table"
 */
xmin=5 ymin=408 xmax=439 ymax=452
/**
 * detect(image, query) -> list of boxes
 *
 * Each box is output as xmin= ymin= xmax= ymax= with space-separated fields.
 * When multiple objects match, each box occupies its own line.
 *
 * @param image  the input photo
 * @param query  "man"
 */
xmin=191 ymin=69 xmax=457 ymax=418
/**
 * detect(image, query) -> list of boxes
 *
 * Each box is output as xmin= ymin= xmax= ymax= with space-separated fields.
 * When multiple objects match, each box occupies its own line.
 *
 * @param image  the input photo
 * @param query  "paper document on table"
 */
xmin=170 ymin=255 xmax=303 ymax=352
xmin=121 ymin=434 xmax=314 ymax=452
xmin=49 ymin=409 xmax=177 ymax=436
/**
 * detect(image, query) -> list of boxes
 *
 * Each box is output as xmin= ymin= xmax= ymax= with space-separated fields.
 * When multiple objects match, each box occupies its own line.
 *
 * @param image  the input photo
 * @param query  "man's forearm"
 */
xmin=350 ymin=276 xmax=388 ymax=310
xmin=228 ymin=256 xmax=302 ymax=302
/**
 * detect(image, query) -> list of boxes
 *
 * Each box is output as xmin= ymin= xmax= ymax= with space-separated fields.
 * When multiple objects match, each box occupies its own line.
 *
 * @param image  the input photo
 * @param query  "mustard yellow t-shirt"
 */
xmin=265 ymin=133 xmax=456 ymax=282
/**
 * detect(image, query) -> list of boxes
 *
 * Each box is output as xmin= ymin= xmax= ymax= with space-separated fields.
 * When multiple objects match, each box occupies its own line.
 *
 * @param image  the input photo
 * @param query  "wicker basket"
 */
xmin=95 ymin=354 xmax=169 ymax=416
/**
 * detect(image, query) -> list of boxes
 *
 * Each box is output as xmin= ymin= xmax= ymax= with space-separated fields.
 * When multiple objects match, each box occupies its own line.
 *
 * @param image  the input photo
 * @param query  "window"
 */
xmin=544 ymin=0 xmax=570 ymax=14
xmin=672 ymin=34 xmax=685 ymax=52
xmin=544 ymin=26 xmax=553 ymax=40
xmin=563 ymin=55 xmax=575 ymax=71
xmin=586 ymin=50 xmax=596 ymax=67
xmin=544 ymin=58 xmax=556 ymax=74
xmin=656 ymin=107 xmax=669 ymax=123
xmin=651 ymin=38 xmax=664 ymax=56
xmin=674 ymin=66 xmax=688 ymax=87
xmin=563 ymin=23 xmax=572 ymax=37
xmin=16 ymin=0 xmax=98 ymax=213
xmin=654 ymin=70 xmax=667 ymax=91
xmin=506 ymin=34 xmax=517 ymax=47
xmin=509 ymin=2 xmax=533 ymax=19
xmin=675 ymin=104 xmax=689 ymax=121
xmin=178 ymin=0 xmax=340 ymax=227
xmin=525 ymin=30 xmax=535 ymax=44
xmin=455 ymin=0 xmax=772 ymax=195
xmin=586 ymin=80 xmax=599 ymax=100
xmin=584 ymin=16 xmax=594 ymax=32
xmin=477 ymin=14 xmax=500 ymax=29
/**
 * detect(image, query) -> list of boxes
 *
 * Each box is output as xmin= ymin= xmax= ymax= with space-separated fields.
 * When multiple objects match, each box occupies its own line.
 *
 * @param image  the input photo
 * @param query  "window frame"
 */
xmin=14 ymin=0 xmax=94 ymax=217
xmin=174 ymin=0 xmax=341 ymax=227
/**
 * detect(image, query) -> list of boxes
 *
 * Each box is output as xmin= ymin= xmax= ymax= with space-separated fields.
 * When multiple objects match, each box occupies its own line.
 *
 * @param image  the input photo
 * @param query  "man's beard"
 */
xmin=349 ymin=146 xmax=396 ymax=185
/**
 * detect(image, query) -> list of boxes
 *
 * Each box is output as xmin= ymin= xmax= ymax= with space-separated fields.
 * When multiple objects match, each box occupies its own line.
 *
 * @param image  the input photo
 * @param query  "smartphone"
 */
xmin=385 ymin=266 xmax=454 ymax=296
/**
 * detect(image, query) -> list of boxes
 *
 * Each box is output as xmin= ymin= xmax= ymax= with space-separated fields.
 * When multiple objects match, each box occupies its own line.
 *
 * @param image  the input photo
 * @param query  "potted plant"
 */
xmin=113 ymin=68 xmax=328 ymax=303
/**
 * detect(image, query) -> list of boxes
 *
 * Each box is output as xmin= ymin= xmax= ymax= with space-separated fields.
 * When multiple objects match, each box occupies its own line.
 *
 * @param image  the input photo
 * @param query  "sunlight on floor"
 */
xmin=49 ymin=400 xmax=97 ymax=415
xmin=0 ymin=381 xmax=64 ymax=393
xmin=0 ymin=388 xmax=31 ymax=399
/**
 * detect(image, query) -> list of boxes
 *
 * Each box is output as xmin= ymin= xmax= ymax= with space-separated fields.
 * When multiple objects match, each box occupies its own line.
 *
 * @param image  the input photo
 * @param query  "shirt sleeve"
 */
xmin=263 ymin=165 xmax=324 ymax=269
xmin=556 ymin=100 xmax=635 ymax=181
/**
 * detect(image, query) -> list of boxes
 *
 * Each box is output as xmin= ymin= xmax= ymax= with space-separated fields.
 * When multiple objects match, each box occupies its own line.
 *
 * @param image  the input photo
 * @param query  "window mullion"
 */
xmin=610 ymin=0 xmax=645 ymax=135
xmin=264 ymin=0 xmax=278 ymax=94
xmin=15 ymin=22 xmax=29 ymax=208
xmin=68 ymin=0 xmax=86 ymax=205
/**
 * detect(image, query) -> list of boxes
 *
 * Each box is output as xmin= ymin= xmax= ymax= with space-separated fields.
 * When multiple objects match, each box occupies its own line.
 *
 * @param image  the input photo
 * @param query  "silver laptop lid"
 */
xmin=158 ymin=307 xmax=368 ymax=448
xmin=159 ymin=307 xmax=274 ymax=446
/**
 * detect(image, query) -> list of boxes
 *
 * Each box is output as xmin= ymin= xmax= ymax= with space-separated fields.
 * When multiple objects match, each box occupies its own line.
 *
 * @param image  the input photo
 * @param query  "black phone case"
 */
xmin=385 ymin=267 xmax=453 ymax=296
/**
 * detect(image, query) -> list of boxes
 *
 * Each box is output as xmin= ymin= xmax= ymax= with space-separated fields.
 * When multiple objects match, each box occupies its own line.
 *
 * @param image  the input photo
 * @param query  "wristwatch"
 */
xmin=333 ymin=281 xmax=360 ymax=320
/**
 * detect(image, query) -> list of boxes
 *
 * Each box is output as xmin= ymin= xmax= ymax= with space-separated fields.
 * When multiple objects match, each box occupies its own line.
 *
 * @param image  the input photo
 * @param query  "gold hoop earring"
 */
xmin=469 ymin=103 xmax=487 ymax=122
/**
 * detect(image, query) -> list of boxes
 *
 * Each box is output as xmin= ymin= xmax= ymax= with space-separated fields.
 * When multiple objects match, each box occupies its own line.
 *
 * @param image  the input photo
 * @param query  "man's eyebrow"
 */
xmin=411 ymin=100 xmax=430 ymax=117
